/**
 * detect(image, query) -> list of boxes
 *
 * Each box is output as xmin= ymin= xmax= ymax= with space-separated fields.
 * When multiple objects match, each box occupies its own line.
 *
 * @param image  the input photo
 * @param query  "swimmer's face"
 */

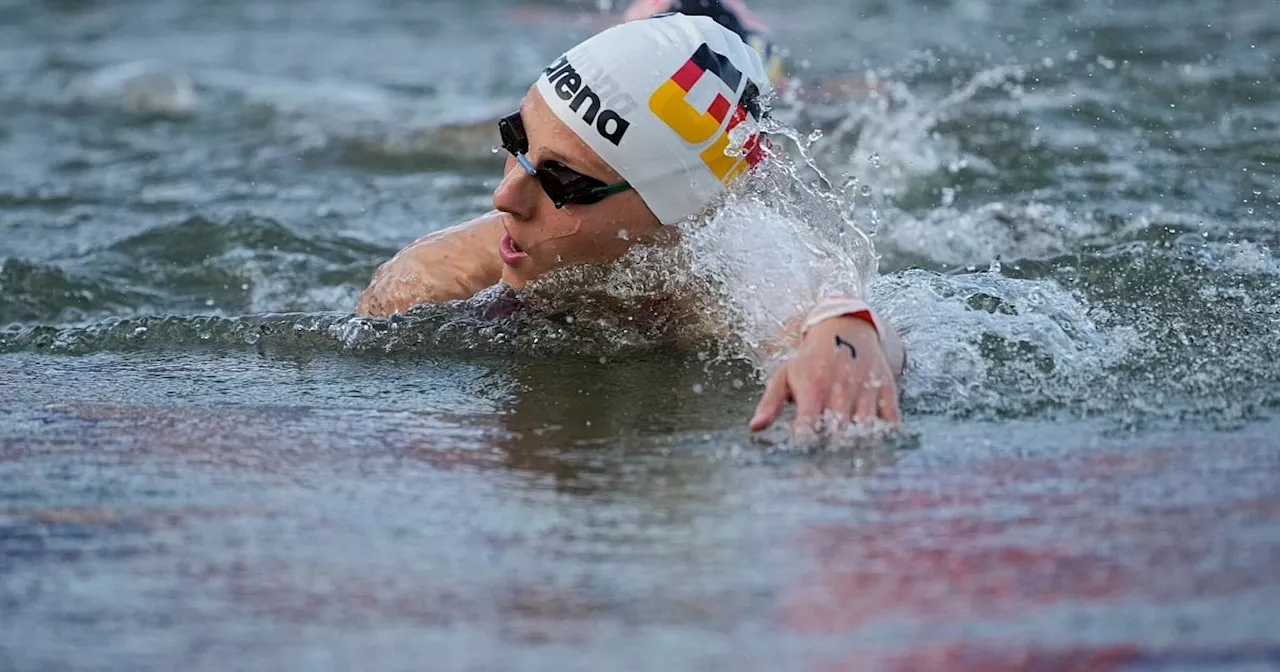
xmin=492 ymin=88 xmax=662 ymax=288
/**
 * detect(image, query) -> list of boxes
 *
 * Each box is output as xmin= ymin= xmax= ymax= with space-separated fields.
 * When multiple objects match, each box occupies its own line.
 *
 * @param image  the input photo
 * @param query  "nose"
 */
xmin=492 ymin=154 xmax=538 ymax=221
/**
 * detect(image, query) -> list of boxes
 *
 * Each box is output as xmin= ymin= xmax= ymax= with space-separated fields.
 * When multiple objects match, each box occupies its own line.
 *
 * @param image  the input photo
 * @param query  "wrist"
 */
xmin=805 ymin=314 xmax=880 ymax=342
xmin=801 ymin=295 xmax=881 ymax=342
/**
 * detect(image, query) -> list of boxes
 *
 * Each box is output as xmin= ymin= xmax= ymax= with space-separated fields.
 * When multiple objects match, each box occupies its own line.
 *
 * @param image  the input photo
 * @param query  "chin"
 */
xmin=500 ymin=265 xmax=533 ymax=289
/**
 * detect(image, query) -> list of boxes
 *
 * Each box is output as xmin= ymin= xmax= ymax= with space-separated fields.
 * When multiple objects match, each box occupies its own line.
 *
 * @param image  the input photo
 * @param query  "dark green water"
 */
xmin=2 ymin=0 xmax=1279 ymax=669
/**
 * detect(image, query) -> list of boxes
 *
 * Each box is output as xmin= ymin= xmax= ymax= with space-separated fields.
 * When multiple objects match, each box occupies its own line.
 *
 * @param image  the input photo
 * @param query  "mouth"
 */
xmin=498 ymin=233 xmax=529 ymax=266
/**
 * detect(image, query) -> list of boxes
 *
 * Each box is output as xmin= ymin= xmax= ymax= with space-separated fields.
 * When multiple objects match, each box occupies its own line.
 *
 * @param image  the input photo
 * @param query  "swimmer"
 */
xmin=565 ymin=0 xmax=884 ymax=102
xmin=620 ymin=0 xmax=889 ymax=102
xmin=417 ymin=0 xmax=883 ymax=162
xmin=622 ymin=0 xmax=787 ymax=88
xmin=356 ymin=14 xmax=906 ymax=436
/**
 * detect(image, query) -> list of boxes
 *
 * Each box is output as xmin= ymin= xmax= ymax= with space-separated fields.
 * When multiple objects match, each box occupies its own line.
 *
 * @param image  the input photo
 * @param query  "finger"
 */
xmin=878 ymin=386 xmax=903 ymax=425
xmin=749 ymin=369 xmax=791 ymax=431
xmin=853 ymin=393 xmax=877 ymax=424
xmin=791 ymin=379 xmax=828 ymax=441
xmin=824 ymin=380 xmax=858 ymax=438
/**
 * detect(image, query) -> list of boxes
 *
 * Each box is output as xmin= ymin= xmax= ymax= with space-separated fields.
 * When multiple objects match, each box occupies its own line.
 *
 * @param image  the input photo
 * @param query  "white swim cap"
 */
xmin=535 ymin=13 xmax=771 ymax=225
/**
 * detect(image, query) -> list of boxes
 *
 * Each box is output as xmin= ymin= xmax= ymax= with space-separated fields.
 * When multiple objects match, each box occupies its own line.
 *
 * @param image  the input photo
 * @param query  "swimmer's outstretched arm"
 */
xmin=749 ymin=302 xmax=906 ymax=437
xmin=355 ymin=212 xmax=506 ymax=317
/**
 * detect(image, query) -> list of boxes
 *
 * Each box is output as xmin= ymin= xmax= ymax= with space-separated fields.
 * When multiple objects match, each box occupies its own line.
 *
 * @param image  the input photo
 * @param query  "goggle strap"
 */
xmin=586 ymin=181 xmax=632 ymax=198
xmin=515 ymin=153 xmax=538 ymax=176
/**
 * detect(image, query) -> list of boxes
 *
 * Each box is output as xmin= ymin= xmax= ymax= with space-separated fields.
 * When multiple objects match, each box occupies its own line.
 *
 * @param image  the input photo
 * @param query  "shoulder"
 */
xmin=355 ymin=213 xmax=506 ymax=316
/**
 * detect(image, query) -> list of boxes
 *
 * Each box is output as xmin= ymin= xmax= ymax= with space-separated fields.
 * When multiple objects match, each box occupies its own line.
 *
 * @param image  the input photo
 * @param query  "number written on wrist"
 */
xmin=834 ymin=334 xmax=857 ymax=360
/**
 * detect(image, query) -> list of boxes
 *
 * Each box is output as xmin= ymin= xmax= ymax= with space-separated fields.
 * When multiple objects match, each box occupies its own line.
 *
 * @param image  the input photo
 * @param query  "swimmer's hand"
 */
xmin=749 ymin=316 xmax=902 ymax=438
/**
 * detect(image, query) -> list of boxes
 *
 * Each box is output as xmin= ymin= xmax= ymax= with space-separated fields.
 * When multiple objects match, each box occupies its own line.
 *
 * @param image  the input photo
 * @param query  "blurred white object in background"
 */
xmin=71 ymin=60 xmax=198 ymax=117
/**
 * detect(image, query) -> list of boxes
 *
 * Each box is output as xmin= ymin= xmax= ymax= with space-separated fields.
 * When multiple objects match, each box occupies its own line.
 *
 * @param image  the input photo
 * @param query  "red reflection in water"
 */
xmin=780 ymin=441 xmax=1280 ymax=668
xmin=830 ymin=643 xmax=1139 ymax=672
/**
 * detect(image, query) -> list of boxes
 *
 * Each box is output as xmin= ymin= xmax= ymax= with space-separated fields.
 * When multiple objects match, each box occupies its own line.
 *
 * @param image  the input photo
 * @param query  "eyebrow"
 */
xmin=518 ymin=98 xmax=614 ymax=180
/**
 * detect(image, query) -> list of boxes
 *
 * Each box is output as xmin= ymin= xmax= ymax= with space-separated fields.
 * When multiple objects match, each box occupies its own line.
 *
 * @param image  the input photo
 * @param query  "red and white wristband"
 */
xmin=800 ymin=295 xmax=882 ymax=341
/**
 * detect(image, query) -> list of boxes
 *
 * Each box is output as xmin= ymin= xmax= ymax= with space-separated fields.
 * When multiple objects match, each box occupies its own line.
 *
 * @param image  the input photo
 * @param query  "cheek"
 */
xmin=565 ymin=218 xmax=636 ymax=263
xmin=528 ymin=217 xmax=625 ymax=267
xmin=520 ymin=211 xmax=587 ymax=265
xmin=526 ymin=195 xmax=658 ymax=268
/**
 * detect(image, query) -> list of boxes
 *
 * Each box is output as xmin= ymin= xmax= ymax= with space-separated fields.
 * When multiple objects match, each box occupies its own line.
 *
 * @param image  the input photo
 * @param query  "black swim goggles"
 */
xmin=498 ymin=111 xmax=632 ymax=208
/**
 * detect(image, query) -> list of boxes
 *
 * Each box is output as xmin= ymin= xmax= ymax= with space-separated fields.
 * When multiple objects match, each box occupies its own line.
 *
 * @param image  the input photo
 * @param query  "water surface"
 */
xmin=2 ymin=0 xmax=1279 ymax=669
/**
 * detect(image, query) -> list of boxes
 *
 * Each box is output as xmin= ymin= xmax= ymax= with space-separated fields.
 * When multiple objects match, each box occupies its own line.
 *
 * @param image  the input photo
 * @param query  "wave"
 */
xmin=1 ymin=214 xmax=392 ymax=325
xmin=0 ymin=259 xmax=152 ymax=325
xmin=0 ymin=283 xmax=696 ymax=360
